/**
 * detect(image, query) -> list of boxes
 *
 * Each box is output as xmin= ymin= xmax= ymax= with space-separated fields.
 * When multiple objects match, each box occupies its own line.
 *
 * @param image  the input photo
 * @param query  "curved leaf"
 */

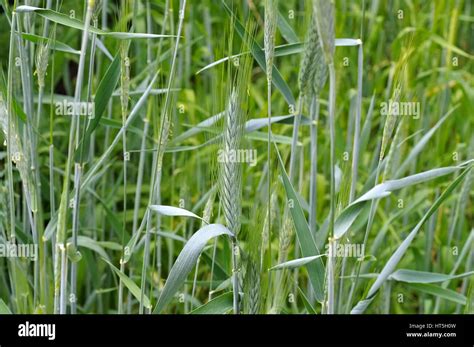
xmin=389 ymin=269 xmax=474 ymax=284
xmin=21 ymin=33 xmax=79 ymax=54
xmin=190 ymin=292 xmax=233 ymax=314
xmin=153 ymin=224 xmax=233 ymax=313
xmin=335 ymin=164 xmax=467 ymax=240
xmin=149 ymin=205 xmax=207 ymax=224
xmin=16 ymin=6 xmax=175 ymax=39
xmin=351 ymin=167 xmax=471 ymax=313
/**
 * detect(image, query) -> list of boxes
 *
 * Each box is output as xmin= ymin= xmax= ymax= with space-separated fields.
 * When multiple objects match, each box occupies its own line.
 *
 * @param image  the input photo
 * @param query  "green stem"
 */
xmin=327 ymin=62 xmax=336 ymax=314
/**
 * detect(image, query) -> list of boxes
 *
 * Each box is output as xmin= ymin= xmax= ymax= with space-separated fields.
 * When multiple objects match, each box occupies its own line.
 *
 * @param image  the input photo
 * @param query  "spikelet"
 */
xmin=35 ymin=40 xmax=50 ymax=88
xmin=0 ymin=97 xmax=36 ymax=212
xmin=262 ymin=190 xmax=279 ymax=251
xmin=220 ymin=90 xmax=242 ymax=236
xmin=202 ymin=187 xmax=216 ymax=227
xmin=120 ymin=45 xmax=130 ymax=121
xmin=264 ymin=0 xmax=278 ymax=81
xmin=313 ymin=0 xmax=335 ymax=65
xmin=244 ymin=258 xmax=260 ymax=314
xmin=298 ymin=1 xmax=327 ymax=97
xmin=380 ymin=86 xmax=401 ymax=162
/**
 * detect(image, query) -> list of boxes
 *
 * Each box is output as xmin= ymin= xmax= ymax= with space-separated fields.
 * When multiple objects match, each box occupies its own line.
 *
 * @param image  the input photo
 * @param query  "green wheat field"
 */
xmin=0 ymin=0 xmax=473 ymax=315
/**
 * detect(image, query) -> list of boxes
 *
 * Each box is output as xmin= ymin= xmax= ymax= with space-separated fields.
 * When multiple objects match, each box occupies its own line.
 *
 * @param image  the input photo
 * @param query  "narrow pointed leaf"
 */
xmin=406 ymin=283 xmax=467 ymax=305
xmin=351 ymin=167 xmax=471 ymax=313
xmin=149 ymin=205 xmax=207 ymax=224
xmin=75 ymin=54 xmax=121 ymax=163
xmin=103 ymin=259 xmax=151 ymax=309
xmin=297 ymin=287 xmax=317 ymax=314
xmin=0 ymin=299 xmax=12 ymax=314
xmin=335 ymin=164 xmax=467 ymax=240
xmin=222 ymin=1 xmax=295 ymax=106
xmin=21 ymin=33 xmax=80 ymax=54
xmin=389 ymin=270 xmax=474 ymax=284
xmin=16 ymin=6 xmax=176 ymax=39
xmin=153 ymin=224 xmax=233 ymax=313
xmin=275 ymin=144 xmax=325 ymax=302
xmin=269 ymin=254 xmax=326 ymax=271
xmin=190 ymin=292 xmax=233 ymax=314
xmin=395 ymin=106 xmax=458 ymax=177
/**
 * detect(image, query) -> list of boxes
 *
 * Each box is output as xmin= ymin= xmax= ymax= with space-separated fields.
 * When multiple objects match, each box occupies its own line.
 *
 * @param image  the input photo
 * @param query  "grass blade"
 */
xmin=103 ymin=259 xmax=151 ymax=310
xmin=389 ymin=270 xmax=474 ymax=284
xmin=21 ymin=33 xmax=79 ymax=54
xmin=222 ymin=1 xmax=295 ymax=106
xmin=153 ymin=224 xmax=233 ymax=313
xmin=16 ymin=6 xmax=175 ymax=39
xmin=351 ymin=167 xmax=472 ymax=313
xmin=0 ymin=299 xmax=12 ymax=314
xmin=190 ymin=292 xmax=233 ymax=314
xmin=275 ymin=144 xmax=325 ymax=302
xmin=149 ymin=205 xmax=207 ymax=224
xmin=75 ymin=54 xmax=121 ymax=163
xmin=335 ymin=164 xmax=468 ymax=240
xmin=269 ymin=254 xmax=326 ymax=271
xmin=406 ymin=283 xmax=467 ymax=305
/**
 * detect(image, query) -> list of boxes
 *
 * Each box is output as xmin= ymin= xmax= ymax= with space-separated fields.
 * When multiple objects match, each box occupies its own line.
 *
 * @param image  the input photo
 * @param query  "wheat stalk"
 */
xmin=140 ymin=0 xmax=185 ymax=314
xmin=264 ymin=0 xmax=278 ymax=268
xmin=264 ymin=0 xmax=278 ymax=80
xmin=311 ymin=0 xmax=336 ymax=313
xmin=301 ymin=0 xmax=328 ymax=239
xmin=220 ymin=90 xmax=243 ymax=313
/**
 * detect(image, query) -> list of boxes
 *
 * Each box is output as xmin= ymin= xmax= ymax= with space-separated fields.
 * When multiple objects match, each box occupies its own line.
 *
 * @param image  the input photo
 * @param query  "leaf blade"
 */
xmin=103 ymin=259 xmax=151 ymax=309
xmin=190 ymin=292 xmax=233 ymax=314
xmin=153 ymin=224 xmax=233 ymax=313
xmin=275 ymin=144 xmax=325 ymax=302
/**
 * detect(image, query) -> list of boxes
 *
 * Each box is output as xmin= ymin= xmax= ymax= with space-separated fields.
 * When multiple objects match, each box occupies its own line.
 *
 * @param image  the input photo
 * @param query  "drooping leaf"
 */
xmin=389 ymin=269 xmax=474 ymax=284
xmin=351 ymin=167 xmax=472 ymax=314
xmin=277 ymin=12 xmax=298 ymax=43
xmin=16 ymin=6 xmax=176 ymax=39
xmin=335 ymin=164 xmax=469 ymax=240
xmin=153 ymin=224 xmax=233 ymax=313
xmin=71 ymin=235 xmax=113 ymax=261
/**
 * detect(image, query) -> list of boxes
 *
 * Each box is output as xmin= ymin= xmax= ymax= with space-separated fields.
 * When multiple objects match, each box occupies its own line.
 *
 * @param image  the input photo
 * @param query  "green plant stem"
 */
xmin=327 ymin=62 xmax=336 ymax=314
xmin=309 ymin=96 xmax=319 ymax=235
xmin=56 ymin=0 xmax=93 ymax=314
xmin=349 ymin=42 xmax=363 ymax=203
xmin=140 ymin=0 xmax=186 ymax=314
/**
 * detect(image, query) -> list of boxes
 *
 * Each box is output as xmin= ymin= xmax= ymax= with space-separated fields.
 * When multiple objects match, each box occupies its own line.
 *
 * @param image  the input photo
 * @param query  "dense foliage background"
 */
xmin=0 ymin=0 xmax=473 ymax=314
